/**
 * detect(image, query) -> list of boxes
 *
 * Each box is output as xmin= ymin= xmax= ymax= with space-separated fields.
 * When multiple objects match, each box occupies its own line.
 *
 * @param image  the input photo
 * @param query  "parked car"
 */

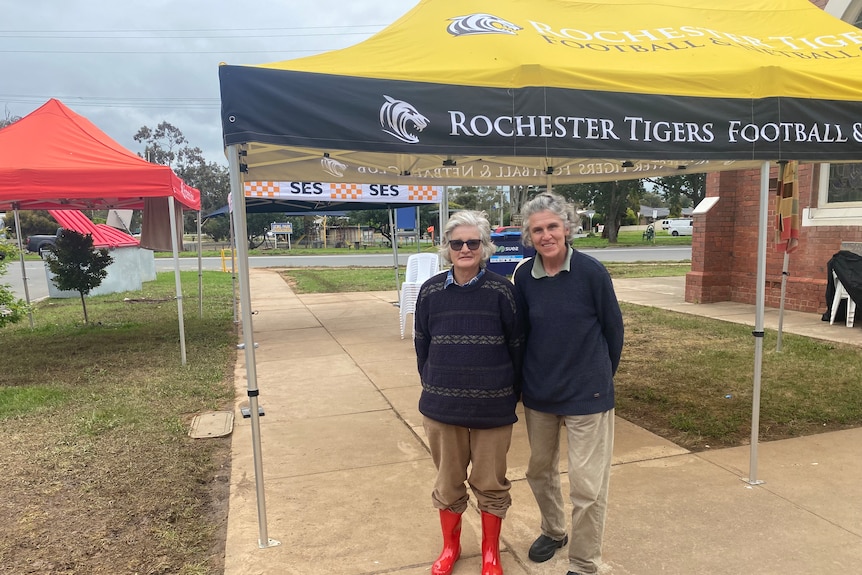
xmin=660 ymin=218 xmax=689 ymax=230
xmin=26 ymin=228 xmax=62 ymax=258
xmin=667 ymin=219 xmax=693 ymax=236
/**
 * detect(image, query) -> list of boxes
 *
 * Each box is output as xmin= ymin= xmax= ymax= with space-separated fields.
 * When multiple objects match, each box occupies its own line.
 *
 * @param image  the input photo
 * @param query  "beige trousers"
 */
xmin=423 ymin=416 xmax=513 ymax=518
xmin=524 ymin=408 xmax=614 ymax=575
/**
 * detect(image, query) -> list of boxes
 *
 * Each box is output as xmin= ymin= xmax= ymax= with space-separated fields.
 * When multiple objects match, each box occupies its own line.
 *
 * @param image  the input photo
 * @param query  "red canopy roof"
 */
xmin=49 ymin=210 xmax=140 ymax=249
xmin=0 ymin=99 xmax=200 ymax=211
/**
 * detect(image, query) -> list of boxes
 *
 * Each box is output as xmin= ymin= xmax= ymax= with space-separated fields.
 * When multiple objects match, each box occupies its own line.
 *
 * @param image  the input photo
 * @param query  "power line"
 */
xmin=0 ymin=49 xmax=337 ymax=54
xmin=0 ymin=95 xmax=220 ymax=110
xmin=0 ymin=31 xmax=378 ymax=39
xmin=0 ymin=25 xmax=387 ymax=33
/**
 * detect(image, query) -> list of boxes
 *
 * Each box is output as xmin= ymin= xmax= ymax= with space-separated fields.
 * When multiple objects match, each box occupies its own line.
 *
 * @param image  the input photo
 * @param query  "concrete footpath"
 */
xmin=223 ymin=271 xmax=862 ymax=575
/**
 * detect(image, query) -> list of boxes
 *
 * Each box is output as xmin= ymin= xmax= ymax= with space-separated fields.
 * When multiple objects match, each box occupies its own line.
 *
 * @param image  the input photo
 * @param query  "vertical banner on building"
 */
xmin=775 ymin=161 xmax=800 ymax=254
xmin=774 ymin=160 xmax=800 ymax=353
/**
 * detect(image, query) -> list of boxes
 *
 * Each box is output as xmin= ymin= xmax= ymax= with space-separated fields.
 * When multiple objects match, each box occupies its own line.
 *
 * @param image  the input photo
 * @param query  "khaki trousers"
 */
xmin=423 ymin=416 xmax=513 ymax=518
xmin=524 ymin=408 xmax=614 ymax=575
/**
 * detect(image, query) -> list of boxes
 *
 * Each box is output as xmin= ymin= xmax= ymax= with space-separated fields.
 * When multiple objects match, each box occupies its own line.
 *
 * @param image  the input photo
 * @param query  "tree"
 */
xmin=646 ymin=174 xmax=705 ymax=216
xmin=0 ymin=243 xmax=28 ymax=327
xmin=556 ymin=179 xmax=644 ymax=243
xmin=45 ymin=230 xmax=113 ymax=324
xmin=0 ymin=106 xmax=21 ymax=130
xmin=347 ymin=209 xmax=393 ymax=245
xmin=508 ymin=185 xmax=533 ymax=222
xmin=3 ymin=210 xmax=58 ymax=240
xmin=134 ymin=121 xmax=231 ymax=233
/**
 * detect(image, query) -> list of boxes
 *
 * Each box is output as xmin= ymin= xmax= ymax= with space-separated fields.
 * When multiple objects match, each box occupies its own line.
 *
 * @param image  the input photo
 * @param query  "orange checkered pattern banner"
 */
xmin=244 ymin=182 xmax=280 ymax=197
xmin=406 ymin=186 xmax=439 ymax=202
xmin=243 ymin=182 xmax=441 ymax=204
xmin=329 ymin=183 xmax=362 ymax=200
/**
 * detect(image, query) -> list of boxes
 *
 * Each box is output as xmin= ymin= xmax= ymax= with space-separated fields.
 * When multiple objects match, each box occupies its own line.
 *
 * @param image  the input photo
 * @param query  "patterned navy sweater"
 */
xmin=414 ymin=269 xmax=524 ymax=429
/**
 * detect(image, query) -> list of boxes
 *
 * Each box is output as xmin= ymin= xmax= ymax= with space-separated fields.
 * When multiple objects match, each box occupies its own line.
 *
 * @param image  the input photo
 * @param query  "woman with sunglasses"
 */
xmin=414 ymin=210 xmax=524 ymax=575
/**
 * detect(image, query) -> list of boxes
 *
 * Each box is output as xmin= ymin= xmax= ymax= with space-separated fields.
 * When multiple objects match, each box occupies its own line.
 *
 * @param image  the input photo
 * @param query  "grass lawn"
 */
xmin=0 ymin=271 xmax=237 ymax=575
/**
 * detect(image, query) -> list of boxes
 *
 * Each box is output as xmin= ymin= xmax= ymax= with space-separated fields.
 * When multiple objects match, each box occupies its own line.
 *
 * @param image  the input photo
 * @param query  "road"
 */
xmin=6 ymin=246 xmax=691 ymax=302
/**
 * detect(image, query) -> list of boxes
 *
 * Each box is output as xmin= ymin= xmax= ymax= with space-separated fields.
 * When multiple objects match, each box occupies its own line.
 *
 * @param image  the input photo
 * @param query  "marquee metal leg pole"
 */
xmin=13 ymin=207 xmax=34 ymax=328
xmin=777 ymin=252 xmax=790 ymax=352
xmin=228 ymin=145 xmax=279 ymax=549
xmin=775 ymin=161 xmax=789 ymax=352
xmin=197 ymin=210 xmax=203 ymax=318
xmin=389 ymin=207 xmax=400 ymax=293
xmin=168 ymin=197 xmax=187 ymax=366
xmin=746 ymin=162 xmax=770 ymax=486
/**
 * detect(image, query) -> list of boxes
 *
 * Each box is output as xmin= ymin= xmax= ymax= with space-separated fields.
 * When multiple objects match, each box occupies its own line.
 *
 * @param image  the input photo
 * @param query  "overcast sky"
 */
xmin=1 ymin=0 xmax=418 ymax=165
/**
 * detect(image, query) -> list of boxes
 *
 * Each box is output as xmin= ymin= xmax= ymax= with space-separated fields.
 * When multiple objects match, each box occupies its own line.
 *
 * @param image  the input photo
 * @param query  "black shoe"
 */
xmin=527 ymin=533 xmax=568 ymax=562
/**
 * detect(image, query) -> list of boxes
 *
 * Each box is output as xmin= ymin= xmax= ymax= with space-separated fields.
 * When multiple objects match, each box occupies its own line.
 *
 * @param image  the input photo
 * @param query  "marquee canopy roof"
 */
xmin=0 ymin=99 xmax=200 ymax=211
xmin=219 ymin=0 xmax=862 ymax=187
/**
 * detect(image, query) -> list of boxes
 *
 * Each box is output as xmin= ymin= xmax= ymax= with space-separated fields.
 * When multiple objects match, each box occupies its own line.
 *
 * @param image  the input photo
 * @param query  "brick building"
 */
xmin=686 ymin=0 xmax=862 ymax=316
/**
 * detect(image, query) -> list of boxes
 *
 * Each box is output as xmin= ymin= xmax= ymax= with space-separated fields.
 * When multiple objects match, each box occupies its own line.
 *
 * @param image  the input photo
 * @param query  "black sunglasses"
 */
xmin=449 ymin=239 xmax=482 ymax=251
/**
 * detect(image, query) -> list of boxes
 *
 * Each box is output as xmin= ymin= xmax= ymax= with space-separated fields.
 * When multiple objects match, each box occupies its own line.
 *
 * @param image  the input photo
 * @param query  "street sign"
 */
xmin=271 ymin=222 xmax=293 ymax=234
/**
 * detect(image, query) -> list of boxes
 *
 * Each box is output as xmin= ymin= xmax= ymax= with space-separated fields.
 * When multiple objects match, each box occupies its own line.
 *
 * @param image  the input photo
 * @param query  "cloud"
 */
xmin=0 ymin=0 xmax=415 ymax=164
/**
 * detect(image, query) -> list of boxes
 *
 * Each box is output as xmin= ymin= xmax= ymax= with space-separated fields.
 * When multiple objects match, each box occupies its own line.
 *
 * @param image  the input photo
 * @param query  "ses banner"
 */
xmin=244 ymin=181 xmax=441 ymax=203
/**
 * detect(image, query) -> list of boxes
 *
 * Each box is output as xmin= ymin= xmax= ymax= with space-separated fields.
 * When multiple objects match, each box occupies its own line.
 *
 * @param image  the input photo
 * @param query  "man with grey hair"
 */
xmin=513 ymin=193 xmax=624 ymax=575
xmin=415 ymin=210 xmax=524 ymax=575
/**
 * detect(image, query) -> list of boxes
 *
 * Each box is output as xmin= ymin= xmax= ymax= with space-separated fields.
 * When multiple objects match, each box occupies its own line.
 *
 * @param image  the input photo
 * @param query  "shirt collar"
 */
xmin=532 ymin=246 xmax=573 ymax=279
xmin=445 ymin=267 xmax=485 ymax=288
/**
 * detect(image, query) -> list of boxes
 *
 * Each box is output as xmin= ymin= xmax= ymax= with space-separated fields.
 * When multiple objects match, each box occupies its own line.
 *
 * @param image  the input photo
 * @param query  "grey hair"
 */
xmin=520 ymin=192 xmax=577 ymax=247
xmin=439 ymin=210 xmax=496 ymax=267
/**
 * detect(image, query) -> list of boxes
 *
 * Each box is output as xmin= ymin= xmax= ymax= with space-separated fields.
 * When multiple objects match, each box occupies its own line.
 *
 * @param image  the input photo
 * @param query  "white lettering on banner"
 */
xmin=624 ymin=117 xmax=715 ymax=143
xmin=528 ymin=20 xmax=862 ymax=54
xmin=450 ymin=111 xmax=619 ymax=140
xmin=447 ymin=110 xmax=860 ymax=147
xmin=577 ymin=161 xmax=680 ymax=176
xmin=727 ymin=121 xmax=849 ymax=143
xmin=450 ymin=111 xmax=721 ymax=144
xmin=243 ymin=182 xmax=441 ymax=203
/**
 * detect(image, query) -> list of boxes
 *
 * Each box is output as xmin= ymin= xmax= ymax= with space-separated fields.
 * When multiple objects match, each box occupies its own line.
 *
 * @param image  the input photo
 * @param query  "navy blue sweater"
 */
xmin=414 ymin=270 xmax=524 ymax=429
xmin=514 ymin=251 xmax=624 ymax=415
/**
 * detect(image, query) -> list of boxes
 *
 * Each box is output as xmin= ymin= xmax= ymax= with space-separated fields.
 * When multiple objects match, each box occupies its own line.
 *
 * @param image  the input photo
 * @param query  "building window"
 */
xmin=827 ymin=164 xmax=862 ymax=203
xmin=806 ymin=2 xmax=862 ymax=225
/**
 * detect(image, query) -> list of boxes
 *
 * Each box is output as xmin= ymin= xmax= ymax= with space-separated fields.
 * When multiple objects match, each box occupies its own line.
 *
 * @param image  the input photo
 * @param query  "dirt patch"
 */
xmin=0 ymin=416 xmax=232 ymax=575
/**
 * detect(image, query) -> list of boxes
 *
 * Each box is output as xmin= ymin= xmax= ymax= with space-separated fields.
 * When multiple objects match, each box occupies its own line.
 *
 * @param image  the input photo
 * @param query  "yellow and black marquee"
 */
xmin=219 ymin=0 xmax=862 ymax=185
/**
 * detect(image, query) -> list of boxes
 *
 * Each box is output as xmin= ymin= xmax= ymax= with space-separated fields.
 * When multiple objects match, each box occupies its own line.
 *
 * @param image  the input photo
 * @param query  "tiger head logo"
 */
xmin=447 ymin=13 xmax=522 ymax=36
xmin=379 ymin=95 xmax=429 ymax=144
xmin=321 ymin=156 xmax=348 ymax=178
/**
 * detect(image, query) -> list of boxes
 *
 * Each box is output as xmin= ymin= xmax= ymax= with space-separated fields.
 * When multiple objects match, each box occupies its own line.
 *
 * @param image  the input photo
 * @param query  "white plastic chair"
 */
xmin=399 ymin=253 xmax=440 ymax=339
xmin=829 ymin=271 xmax=856 ymax=328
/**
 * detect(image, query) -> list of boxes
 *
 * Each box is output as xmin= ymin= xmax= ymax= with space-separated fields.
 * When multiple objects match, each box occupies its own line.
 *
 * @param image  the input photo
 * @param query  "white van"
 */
xmin=667 ymin=219 xmax=693 ymax=236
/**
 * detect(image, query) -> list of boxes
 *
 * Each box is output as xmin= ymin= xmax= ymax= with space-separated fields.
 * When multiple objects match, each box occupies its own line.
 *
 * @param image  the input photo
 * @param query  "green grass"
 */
xmin=8 ymin=228 xmax=689 ymax=260
xmin=281 ymin=261 xmax=691 ymax=293
xmin=165 ymin=228 xmax=688 ymax=257
xmin=572 ymin=229 xmax=692 ymax=248
xmin=0 ymin=271 xmax=237 ymax=574
xmin=617 ymin=303 xmax=862 ymax=449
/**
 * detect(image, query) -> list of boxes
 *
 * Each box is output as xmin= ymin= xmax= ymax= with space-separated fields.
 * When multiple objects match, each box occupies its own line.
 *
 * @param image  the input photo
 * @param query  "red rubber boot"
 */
xmin=481 ymin=511 xmax=504 ymax=575
xmin=431 ymin=509 xmax=462 ymax=575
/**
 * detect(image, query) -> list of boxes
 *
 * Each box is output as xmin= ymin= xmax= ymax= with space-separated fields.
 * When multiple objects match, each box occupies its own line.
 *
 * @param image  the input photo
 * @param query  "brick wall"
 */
xmin=687 ymin=163 xmax=862 ymax=315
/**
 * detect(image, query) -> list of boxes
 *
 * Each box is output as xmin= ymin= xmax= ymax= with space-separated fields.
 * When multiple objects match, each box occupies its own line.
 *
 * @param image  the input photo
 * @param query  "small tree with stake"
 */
xmin=46 ymin=230 xmax=113 ymax=324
